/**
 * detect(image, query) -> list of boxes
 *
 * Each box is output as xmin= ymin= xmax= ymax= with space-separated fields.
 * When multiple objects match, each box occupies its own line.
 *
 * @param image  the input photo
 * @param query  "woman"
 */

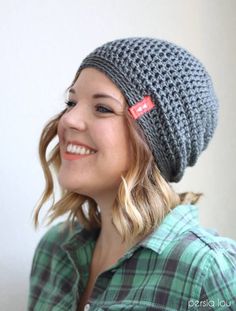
xmin=28 ymin=37 xmax=236 ymax=310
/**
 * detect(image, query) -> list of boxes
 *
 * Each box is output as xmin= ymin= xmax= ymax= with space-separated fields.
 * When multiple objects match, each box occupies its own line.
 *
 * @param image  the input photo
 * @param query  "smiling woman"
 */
xmin=57 ymin=68 xmax=131 ymax=200
xmin=27 ymin=38 xmax=236 ymax=311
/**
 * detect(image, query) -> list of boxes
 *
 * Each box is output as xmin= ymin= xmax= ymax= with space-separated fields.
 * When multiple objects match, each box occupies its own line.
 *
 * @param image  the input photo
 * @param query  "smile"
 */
xmin=66 ymin=143 xmax=96 ymax=155
xmin=62 ymin=143 xmax=97 ymax=161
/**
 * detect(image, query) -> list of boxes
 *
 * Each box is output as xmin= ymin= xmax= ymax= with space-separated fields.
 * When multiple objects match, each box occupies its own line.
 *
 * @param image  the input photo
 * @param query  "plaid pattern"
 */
xmin=27 ymin=204 xmax=236 ymax=310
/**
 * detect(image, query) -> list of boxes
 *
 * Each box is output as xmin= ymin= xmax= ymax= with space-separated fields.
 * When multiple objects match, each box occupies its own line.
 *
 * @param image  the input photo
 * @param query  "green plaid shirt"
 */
xmin=27 ymin=204 xmax=236 ymax=310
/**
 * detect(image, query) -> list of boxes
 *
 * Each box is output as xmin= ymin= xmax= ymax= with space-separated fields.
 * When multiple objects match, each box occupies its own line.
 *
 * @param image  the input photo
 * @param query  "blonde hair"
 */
xmin=33 ymin=101 xmax=202 ymax=243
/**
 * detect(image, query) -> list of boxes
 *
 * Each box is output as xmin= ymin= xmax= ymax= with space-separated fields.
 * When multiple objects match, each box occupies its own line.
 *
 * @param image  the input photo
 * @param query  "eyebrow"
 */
xmin=68 ymin=88 xmax=122 ymax=106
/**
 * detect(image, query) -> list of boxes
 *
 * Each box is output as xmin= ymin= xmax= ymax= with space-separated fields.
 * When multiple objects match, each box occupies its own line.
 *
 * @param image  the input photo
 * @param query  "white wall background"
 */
xmin=0 ymin=0 xmax=235 ymax=310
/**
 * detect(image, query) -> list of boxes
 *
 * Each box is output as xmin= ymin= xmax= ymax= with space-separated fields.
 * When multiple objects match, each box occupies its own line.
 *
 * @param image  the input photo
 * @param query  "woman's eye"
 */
xmin=95 ymin=105 xmax=113 ymax=113
xmin=65 ymin=101 xmax=76 ymax=108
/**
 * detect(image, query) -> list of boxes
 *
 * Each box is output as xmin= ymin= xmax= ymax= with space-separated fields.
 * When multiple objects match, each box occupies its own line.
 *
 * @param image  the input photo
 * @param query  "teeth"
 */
xmin=68 ymin=144 xmax=73 ymax=153
xmin=66 ymin=143 xmax=96 ymax=155
xmin=80 ymin=147 xmax=86 ymax=155
xmin=72 ymin=145 xmax=78 ymax=153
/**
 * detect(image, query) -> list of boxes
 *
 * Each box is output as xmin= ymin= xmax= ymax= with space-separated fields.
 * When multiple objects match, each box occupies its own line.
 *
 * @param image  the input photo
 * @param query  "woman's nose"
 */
xmin=61 ymin=105 xmax=87 ymax=131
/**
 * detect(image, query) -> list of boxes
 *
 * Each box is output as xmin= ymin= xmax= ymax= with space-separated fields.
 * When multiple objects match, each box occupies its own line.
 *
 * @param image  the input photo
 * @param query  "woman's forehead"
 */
xmin=69 ymin=68 xmax=126 ymax=106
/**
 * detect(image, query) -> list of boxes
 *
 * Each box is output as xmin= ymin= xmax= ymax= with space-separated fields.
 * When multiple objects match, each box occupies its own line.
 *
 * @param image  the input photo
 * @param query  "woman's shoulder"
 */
xmin=168 ymin=225 xmax=236 ymax=269
xmin=184 ymin=226 xmax=236 ymax=261
xmin=30 ymin=221 xmax=82 ymax=270
xmin=183 ymin=227 xmax=236 ymax=307
xmin=37 ymin=220 xmax=82 ymax=246
xmin=154 ymin=226 xmax=236 ymax=307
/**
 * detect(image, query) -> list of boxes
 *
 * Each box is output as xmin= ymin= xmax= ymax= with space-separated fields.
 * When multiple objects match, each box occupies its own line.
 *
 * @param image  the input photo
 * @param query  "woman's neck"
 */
xmin=91 ymin=190 xmax=138 ymax=264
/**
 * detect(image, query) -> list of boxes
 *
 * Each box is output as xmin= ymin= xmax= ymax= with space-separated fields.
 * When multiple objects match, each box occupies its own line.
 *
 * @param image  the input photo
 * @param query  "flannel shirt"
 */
xmin=27 ymin=204 xmax=236 ymax=310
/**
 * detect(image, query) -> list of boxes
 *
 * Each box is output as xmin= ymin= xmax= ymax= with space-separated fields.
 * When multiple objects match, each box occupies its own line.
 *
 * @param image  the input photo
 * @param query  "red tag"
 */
xmin=128 ymin=96 xmax=155 ymax=119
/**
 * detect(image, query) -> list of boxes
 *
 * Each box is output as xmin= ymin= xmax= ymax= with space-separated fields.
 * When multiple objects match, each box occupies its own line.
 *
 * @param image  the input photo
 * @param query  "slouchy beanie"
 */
xmin=77 ymin=37 xmax=218 ymax=182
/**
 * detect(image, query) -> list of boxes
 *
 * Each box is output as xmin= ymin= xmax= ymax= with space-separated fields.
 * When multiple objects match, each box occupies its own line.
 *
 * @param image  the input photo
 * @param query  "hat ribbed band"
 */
xmin=79 ymin=55 xmax=140 ymax=105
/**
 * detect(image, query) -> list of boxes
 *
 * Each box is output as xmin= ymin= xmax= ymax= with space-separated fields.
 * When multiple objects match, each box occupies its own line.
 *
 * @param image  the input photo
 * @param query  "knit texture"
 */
xmin=78 ymin=37 xmax=218 ymax=182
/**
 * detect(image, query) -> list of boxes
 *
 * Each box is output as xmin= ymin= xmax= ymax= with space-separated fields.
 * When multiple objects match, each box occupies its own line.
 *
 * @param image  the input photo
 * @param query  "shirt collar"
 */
xmin=139 ymin=204 xmax=199 ymax=254
xmin=61 ymin=204 xmax=199 ymax=259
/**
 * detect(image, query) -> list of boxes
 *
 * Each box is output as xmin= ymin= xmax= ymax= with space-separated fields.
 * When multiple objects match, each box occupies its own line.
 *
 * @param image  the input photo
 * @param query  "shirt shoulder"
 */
xmin=160 ymin=226 xmax=236 ymax=308
xmin=188 ymin=226 xmax=236 ymax=276
xmin=158 ymin=224 xmax=236 ymax=260
xmin=39 ymin=220 xmax=81 ymax=244
xmin=30 ymin=221 xmax=81 ymax=267
xmin=189 ymin=227 xmax=236 ymax=308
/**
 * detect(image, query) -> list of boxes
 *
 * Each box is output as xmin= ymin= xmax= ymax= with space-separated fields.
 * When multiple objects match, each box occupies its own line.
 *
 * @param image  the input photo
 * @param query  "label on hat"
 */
xmin=128 ymin=96 xmax=155 ymax=119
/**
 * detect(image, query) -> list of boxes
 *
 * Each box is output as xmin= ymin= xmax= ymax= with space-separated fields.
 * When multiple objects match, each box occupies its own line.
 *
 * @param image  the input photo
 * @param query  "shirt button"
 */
xmin=84 ymin=303 xmax=90 ymax=311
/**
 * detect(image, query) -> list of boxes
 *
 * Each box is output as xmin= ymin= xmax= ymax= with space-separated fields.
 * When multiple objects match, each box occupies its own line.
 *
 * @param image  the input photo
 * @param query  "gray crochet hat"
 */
xmin=77 ymin=37 xmax=218 ymax=182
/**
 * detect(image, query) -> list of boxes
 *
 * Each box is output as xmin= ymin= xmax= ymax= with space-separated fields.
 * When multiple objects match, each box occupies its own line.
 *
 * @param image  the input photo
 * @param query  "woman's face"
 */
xmin=57 ymin=68 xmax=131 ymax=199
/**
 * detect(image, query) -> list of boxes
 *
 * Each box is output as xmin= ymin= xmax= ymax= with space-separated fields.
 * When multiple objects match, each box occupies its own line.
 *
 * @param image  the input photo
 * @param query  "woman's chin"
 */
xmin=58 ymin=178 xmax=78 ymax=193
xmin=58 ymin=180 xmax=90 ymax=197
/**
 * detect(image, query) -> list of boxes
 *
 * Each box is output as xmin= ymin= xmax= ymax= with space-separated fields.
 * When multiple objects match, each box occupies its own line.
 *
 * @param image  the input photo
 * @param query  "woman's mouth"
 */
xmin=62 ymin=143 xmax=97 ymax=161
